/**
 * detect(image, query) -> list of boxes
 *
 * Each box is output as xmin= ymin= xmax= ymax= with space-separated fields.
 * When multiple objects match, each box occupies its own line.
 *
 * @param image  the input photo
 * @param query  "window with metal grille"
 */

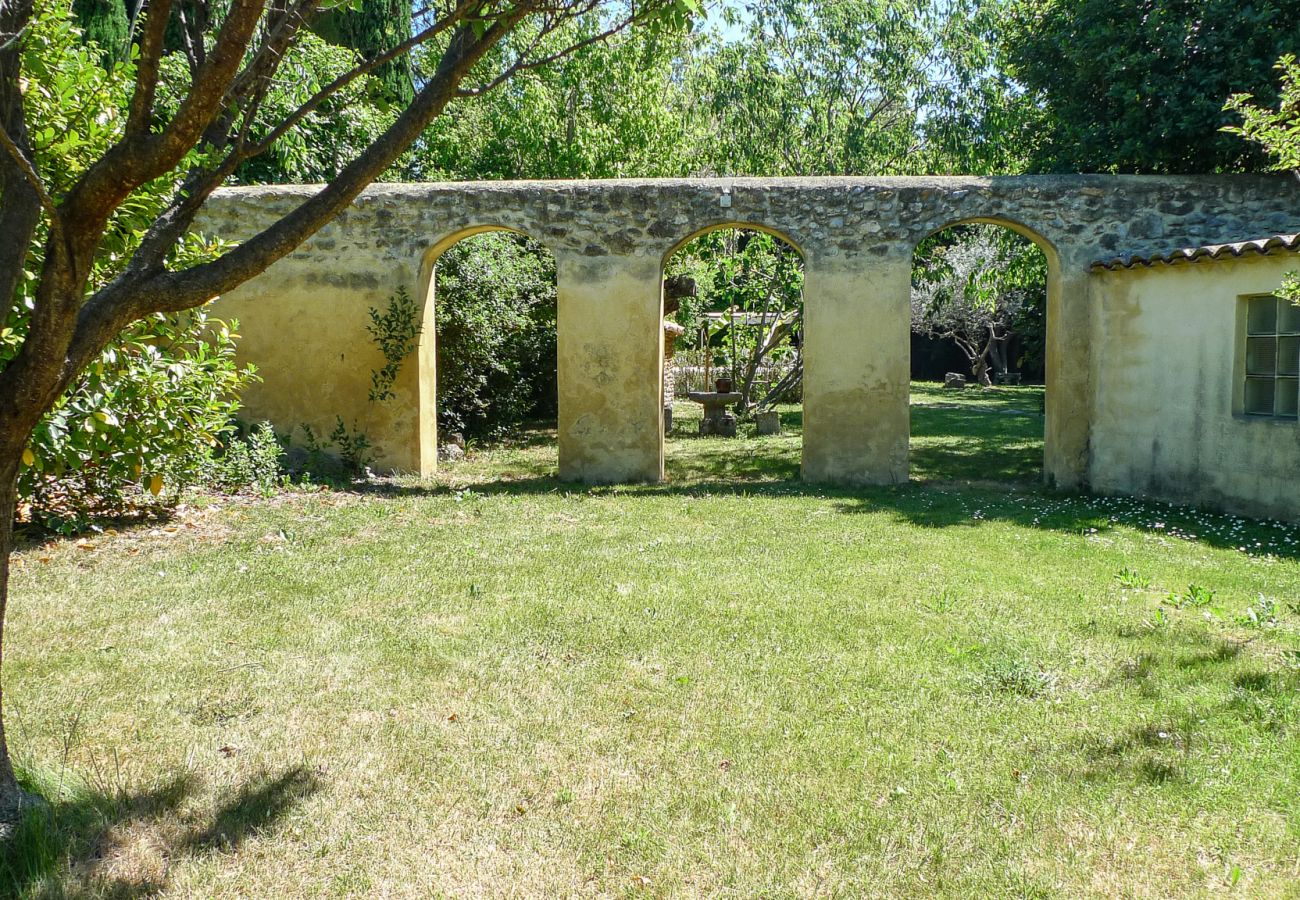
xmin=1244 ymin=294 xmax=1300 ymax=419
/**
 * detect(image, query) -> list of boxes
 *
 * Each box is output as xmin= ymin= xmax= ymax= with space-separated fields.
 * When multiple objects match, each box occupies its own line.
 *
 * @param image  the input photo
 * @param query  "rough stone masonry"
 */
xmin=199 ymin=175 xmax=1300 ymax=488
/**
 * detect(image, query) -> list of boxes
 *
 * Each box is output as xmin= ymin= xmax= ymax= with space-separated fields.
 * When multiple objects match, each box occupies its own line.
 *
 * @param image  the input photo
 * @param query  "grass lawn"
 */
xmin=5 ymin=382 xmax=1300 ymax=897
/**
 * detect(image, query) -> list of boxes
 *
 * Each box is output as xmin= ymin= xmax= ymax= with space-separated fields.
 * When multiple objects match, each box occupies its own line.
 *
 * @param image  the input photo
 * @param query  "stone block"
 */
xmin=755 ymin=410 xmax=781 ymax=435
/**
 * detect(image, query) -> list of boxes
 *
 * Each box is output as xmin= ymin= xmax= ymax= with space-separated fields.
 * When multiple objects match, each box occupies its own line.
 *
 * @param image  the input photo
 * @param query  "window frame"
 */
xmin=1239 ymin=292 xmax=1300 ymax=421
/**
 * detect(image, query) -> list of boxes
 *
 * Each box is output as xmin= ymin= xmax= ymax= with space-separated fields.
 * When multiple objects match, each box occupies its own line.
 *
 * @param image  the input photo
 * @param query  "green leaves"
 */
xmin=685 ymin=0 xmax=981 ymax=176
xmin=367 ymin=287 xmax=423 ymax=403
xmin=1224 ymin=54 xmax=1300 ymax=174
xmin=433 ymin=233 xmax=558 ymax=438
xmin=1001 ymin=0 xmax=1300 ymax=173
xmin=12 ymin=305 xmax=258 ymax=531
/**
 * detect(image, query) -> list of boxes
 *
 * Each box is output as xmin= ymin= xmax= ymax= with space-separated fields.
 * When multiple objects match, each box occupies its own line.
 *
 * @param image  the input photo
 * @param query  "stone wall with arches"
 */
xmin=198 ymin=175 xmax=1300 ymax=489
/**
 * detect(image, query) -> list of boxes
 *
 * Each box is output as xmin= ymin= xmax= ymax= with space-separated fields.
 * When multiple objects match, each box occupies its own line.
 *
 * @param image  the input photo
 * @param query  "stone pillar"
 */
xmin=1043 ymin=257 xmax=1092 ymax=489
xmin=801 ymin=247 xmax=911 ymax=484
xmin=555 ymin=250 xmax=664 ymax=483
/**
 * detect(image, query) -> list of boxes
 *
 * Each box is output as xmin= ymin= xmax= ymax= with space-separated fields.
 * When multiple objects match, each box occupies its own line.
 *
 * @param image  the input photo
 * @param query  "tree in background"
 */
xmin=683 ymin=0 xmax=1006 ymax=176
xmin=1226 ymin=54 xmax=1300 ymax=306
xmin=413 ymin=18 xmax=697 ymax=179
xmin=911 ymin=226 xmax=1044 ymax=385
xmin=1226 ymin=54 xmax=1300 ymax=176
xmin=1001 ymin=0 xmax=1300 ymax=173
xmin=394 ymin=0 xmax=1018 ymax=182
xmin=314 ymin=0 xmax=416 ymax=106
xmin=70 ymin=0 xmax=131 ymax=63
xmin=229 ymin=31 xmax=401 ymax=183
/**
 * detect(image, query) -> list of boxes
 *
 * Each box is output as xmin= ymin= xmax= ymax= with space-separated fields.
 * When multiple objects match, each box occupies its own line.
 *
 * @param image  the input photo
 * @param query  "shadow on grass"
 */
xmin=665 ymin=445 xmax=801 ymax=482
xmin=909 ymin=405 xmax=1043 ymax=483
xmin=668 ymin=407 xmax=806 ymax=440
xmin=12 ymin=504 xmax=180 ymax=552
xmin=360 ymin=465 xmax=1300 ymax=561
xmin=1077 ymin=636 xmax=1298 ymax=787
xmin=1 ymin=766 xmax=320 ymax=898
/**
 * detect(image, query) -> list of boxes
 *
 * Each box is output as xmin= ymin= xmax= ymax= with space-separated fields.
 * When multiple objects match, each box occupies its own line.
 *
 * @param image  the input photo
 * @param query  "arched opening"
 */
xmin=909 ymin=219 xmax=1056 ymax=482
xmin=660 ymin=225 xmax=806 ymax=482
xmin=416 ymin=228 xmax=558 ymax=477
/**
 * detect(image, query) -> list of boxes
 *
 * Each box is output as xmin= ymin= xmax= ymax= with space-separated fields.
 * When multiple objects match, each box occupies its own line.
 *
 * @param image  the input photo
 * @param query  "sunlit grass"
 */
xmin=458 ymin=381 xmax=1047 ymax=486
xmin=5 ymin=381 xmax=1300 ymax=897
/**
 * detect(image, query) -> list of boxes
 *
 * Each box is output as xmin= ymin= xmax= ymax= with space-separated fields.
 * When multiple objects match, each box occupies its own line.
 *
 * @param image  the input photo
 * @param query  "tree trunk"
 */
xmin=755 ymin=354 xmax=802 ymax=412
xmin=0 ymin=451 xmax=30 ymax=830
xmin=738 ymin=316 xmax=793 ymax=415
xmin=988 ymin=332 xmax=1009 ymax=378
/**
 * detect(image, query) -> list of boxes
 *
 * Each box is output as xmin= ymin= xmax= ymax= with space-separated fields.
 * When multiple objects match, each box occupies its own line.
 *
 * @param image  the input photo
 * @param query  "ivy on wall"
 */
xmin=366 ymin=287 xmax=423 ymax=403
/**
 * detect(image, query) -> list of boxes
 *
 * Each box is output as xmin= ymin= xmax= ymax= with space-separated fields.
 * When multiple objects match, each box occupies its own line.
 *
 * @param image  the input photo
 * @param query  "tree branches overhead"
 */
xmin=0 ymin=0 xmax=688 ymax=434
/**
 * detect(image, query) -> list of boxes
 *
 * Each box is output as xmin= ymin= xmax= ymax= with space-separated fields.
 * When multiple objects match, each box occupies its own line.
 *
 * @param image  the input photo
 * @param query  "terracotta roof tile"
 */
xmin=1092 ymin=233 xmax=1300 ymax=271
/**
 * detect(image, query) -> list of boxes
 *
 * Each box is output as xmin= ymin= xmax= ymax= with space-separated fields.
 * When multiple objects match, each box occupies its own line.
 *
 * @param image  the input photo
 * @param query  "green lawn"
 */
xmin=5 ymin=383 xmax=1300 ymax=897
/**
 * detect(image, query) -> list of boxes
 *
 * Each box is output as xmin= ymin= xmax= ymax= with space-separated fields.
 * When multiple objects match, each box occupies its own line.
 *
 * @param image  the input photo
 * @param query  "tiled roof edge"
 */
xmin=1091 ymin=233 xmax=1300 ymax=271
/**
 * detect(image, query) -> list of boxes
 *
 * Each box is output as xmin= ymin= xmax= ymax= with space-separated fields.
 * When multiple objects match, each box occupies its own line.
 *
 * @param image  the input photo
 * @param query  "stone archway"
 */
xmin=201 ymin=175 xmax=1300 ymax=487
xmin=659 ymin=223 xmax=808 ymax=476
xmin=413 ymin=226 xmax=556 ymax=477
xmin=908 ymin=217 xmax=1062 ymax=482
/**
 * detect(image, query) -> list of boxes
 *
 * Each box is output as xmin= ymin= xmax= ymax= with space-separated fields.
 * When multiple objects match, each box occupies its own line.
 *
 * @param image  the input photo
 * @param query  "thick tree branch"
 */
xmin=222 ymin=0 xmax=317 ymax=121
xmin=68 ymin=11 xmax=532 ymax=379
xmin=59 ymin=0 xmax=267 ymax=277
xmin=233 ymin=1 xmax=469 ymax=162
xmin=0 ymin=0 xmax=40 ymax=332
xmin=4 ymin=0 xmax=269 ymax=438
xmin=126 ymin=0 xmax=177 ymax=135
xmin=114 ymin=0 xmax=479 ymax=286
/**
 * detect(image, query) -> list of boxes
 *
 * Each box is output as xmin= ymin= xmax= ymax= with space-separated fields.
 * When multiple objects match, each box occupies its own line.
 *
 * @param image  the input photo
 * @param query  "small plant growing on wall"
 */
xmin=1279 ymin=272 xmax=1300 ymax=309
xmin=297 ymin=418 xmax=372 ymax=480
xmin=367 ymin=286 xmax=422 ymax=402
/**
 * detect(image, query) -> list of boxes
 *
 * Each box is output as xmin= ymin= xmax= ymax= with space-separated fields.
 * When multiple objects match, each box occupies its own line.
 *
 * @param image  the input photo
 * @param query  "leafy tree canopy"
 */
xmin=1001 ymin=0 xmax=1300 ymax=173
xmin=1226 ymin=54 xmax=1300 ymax=175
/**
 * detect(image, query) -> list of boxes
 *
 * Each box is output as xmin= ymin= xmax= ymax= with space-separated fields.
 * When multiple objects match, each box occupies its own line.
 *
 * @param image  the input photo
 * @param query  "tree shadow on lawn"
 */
xmin=668 ymin=407 xmax=806 ymax=438
xmin=1073 ymin=627 xmax=1298 ymax=788
xmin=460 ymin=403 xmax=1044 ymax=486
xmin=11 ymin=505 xmax=181 ymax=554
xmin=360 ymin=469 xmax=1300 ymax=562
xmin=909 ymin=404 xmax=1043 ymax=483
xmin=1 ymin=765 xmax=320 ymax=898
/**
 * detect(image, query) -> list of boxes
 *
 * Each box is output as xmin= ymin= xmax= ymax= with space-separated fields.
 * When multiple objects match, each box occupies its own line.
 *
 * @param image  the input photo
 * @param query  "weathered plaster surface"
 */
xmin=1091 ymin=252 xmax=1300 ymax=520
xmin=802 ymin=250 xmax=911 ymax=484
xmin=198 ymin=175 xmax=1300 ymax=490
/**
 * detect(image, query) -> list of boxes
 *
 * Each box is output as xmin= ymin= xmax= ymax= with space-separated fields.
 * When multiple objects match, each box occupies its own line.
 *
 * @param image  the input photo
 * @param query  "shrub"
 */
xmin=434 ymin=233 xmax=558 ymax=438
xmin=13 ymin=311 xmax=257 ymax=532
xmin=292 ymin=418 xmax=372 ymax=482
xmin=194 ymin=422 xmax=285 ymax=495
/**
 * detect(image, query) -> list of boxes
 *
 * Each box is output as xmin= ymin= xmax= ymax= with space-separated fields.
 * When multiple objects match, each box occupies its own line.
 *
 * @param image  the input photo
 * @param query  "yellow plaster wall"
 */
xmin=802 ymin=252 xmax=911 ymax=484
xmin=556 ymin=252 xmax=664 ymax=483
xmin=1044 ymin=264 xmax=1093 ymax=489
xmin=212 ymin=257 xmax=423 ymax=473
xmin=1090 ymin=253 xmax=1300 ymax=520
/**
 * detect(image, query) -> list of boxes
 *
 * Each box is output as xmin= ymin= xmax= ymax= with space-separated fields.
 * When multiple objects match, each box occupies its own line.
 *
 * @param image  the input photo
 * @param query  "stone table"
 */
xmin=687 ymin=391 xmax=742 ymax=436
